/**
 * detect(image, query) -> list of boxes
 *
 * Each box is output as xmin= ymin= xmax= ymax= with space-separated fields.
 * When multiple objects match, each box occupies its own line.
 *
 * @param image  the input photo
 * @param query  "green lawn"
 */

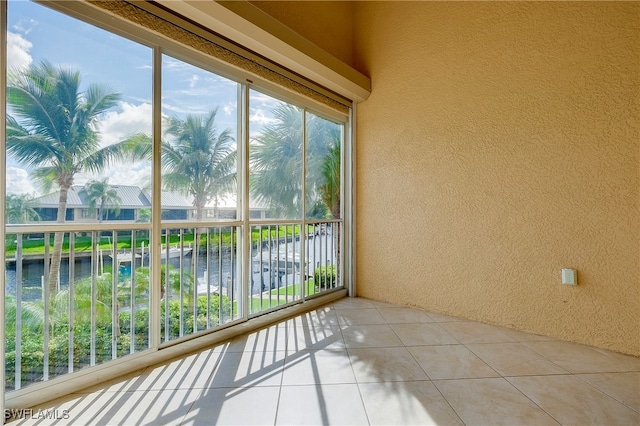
xmin=5 ymin=225 xmax=316 ymax=257
xmin=232 ymin=279 xmax=323 ymax=313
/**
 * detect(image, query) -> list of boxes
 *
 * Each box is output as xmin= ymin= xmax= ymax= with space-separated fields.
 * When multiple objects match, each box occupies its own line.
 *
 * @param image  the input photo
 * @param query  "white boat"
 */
xmin=161 ymin=245 xmax=193 ymax=260
xmin=196 ymin=271 xmax=227 ymax=296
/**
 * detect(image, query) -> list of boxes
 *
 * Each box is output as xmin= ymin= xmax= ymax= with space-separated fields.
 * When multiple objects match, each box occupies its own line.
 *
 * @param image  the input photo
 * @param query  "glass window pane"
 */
xmin=161 ymin=55 xmax=239 ymax=223
xmin=249 ymin=90 xmax=303 ymax=221
xmin=305 ymin=114 xmax=342 ymax=220
xmin=160 ymin=55 xmax=241 ymax=342
xmin=5 ymin=0 xmax=152 ymax=390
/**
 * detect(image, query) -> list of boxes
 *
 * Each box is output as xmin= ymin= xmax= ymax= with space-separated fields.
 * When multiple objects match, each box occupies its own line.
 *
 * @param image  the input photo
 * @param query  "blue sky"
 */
xmin=5 ymin=0 xmax=279 ymax=197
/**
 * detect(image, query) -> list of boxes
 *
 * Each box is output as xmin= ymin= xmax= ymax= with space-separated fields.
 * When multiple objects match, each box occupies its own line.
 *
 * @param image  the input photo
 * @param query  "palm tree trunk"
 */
xmin=49 ymin=186 xmax=70 ymax=293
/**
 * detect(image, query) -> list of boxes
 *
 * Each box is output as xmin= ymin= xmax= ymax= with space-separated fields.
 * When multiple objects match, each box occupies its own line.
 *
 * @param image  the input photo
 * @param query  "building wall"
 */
xmin=352 ymin=2 xmax=639 ymax=355
xmin=249 ymin=1 xmax=355 ymax=66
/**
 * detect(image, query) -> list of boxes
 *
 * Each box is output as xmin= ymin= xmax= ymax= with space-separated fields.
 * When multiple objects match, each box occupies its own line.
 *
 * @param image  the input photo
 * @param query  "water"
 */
xmin=5 ymin=231 xmax=336 ymax=300
xmin=5 ymin=251 xmax=237 ymax=300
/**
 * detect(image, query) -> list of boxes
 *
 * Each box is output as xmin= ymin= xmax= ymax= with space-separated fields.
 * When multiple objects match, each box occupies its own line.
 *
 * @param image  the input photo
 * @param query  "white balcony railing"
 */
xmin=4 ymin=220 xmax=341 ymax=391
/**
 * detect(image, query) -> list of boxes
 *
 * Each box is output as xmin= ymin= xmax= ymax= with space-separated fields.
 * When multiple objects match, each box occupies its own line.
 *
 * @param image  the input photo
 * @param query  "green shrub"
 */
xmin=314 ymin=265 xmax=337 ymax=289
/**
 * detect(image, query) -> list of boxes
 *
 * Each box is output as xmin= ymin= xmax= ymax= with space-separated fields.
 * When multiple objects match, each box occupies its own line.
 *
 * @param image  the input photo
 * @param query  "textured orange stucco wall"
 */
xmin=249 ymin=1 xmax=355 ymax=66
xmin=354 ymin=2 xmax=639 ymax=355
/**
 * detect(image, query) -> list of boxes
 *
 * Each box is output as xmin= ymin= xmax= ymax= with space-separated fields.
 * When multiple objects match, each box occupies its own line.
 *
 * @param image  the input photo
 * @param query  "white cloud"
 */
xmin=7 ymin=31 xmax=33 ymax=71
xmin=78 ymin=102 xmax=154 ymax=189
xmin=6 ymin=167 xmax=36 ymax=195
xmin=249 ymin=109 xmax=277 ymax=127
xmin=97 ymin=101 xmax=152 ymax=147
xmin=189 ymin=74 xmax=199 ymax=88
xmin=76 ymin=164 xmax=152 ymax=190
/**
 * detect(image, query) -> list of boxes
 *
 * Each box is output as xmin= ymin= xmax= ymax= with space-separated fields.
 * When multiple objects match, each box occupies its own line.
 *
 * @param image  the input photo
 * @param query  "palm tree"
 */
xmin=250 ymin=103 xmax=304 ymax=218
xmin=251 ymin=105 xmax=342 ymax=289
xmin=82 ymin=179 xmax=121 ymax=222
xmin=162 ymin=108 xmax=236 ymax=221
xmin=162 ymin=109 xmax=235 ymax=309
xmin=319 ymin=143 xmax=341 ymax=220
xmin=6 ymin=61 xmax=145 ymax=293
xmin=250 ymin=104 xmax=341 ymax=218
xmin=5 ymin=193 xmax=41 ymax=224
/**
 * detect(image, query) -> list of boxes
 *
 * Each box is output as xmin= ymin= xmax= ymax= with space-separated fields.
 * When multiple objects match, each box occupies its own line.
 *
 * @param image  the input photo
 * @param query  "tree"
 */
xmin=250 ymin=103 xmax=304 ymax=218
xmin=250 ymin=104 xmax=341 ymax=219
xmin=318 ymin=136 xmax=341 ymax=220
xmin=6 ymin=61 xmax=145 ymax=292
xmin=82 ymin=178 xmax=121 ymax=222
xmin=136 ymin=208 xmax=151 ymax=223
xmin=162 ymin=108 xmax=236 ymax=221
xmin=161 ymin=109 xmax=236 ymax=309
xmin=5 ymin=193 xmax=41 ymax=224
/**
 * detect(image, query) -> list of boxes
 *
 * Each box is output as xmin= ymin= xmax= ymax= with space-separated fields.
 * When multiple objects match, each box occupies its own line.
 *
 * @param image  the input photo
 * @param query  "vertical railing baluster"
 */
xmin=112 ymin=231 xmax=118 ymax=360
xmin=15 ymin=233 xmax=22 ymax=390
xmin=130 ymin=231 xmax=136 ymax=355
xmin=192 ymin=227 xmax=198 ymax=333
xmin=258 ymin=226 xmax=263 ymax=310
xmin=324 ymin=226 xmax=328 ymax=291
xmin=43 ymin=233 xmax=50 ymax=381
xmin=272 ymin=226 xmax=277 ymax=309
xmin=218 ymin=227 xmax=223 ymax=323
xmin=313 ymin=224 xmax=317 ymax=294
xmin=230 ymin=227 xmax=235 ymax=319
xmin=90 ymin=231 xmax=97 ymax=366
xmin=285 ymin=225 xmax=289 ymax=304
xmin=163 ymin=229 xmax=169 ymax=343
xmin=68 ymin=232 xmax=75 ymax=374
xmin=206 ymin=227 xmax=211 ymax=329
xmin=178 ymin=228 xmax=184 ymax=337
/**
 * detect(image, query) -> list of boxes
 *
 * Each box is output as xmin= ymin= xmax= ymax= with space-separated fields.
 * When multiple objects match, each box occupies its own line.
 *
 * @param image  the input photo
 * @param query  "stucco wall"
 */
xmin=249 ymin=1 xmax=355 ymax=66
xmin=353 ymin=2 xmax=639 ymax=355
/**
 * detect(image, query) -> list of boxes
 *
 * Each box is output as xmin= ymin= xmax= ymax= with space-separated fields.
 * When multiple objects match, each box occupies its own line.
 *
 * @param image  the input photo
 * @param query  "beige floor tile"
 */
xmin=275 ymin=384 xmax=369 ymax=425
xmin=359 ymin=381 xmax=465 ymax=425
xmin=336 ymin=308 xmax=387 ymax=326
xmin=591 ymin=346 xmax=640 ymax=370
xmin=408 ymin=345 xmax=499 ymax=380
xmin=348 ymin=347 xmax=429 ymax=382
xmin=424 ymin=311 xmax=466 ymax=322
xmin=508 ymin=375 xmax=640 ymax=425
xmin=576 ymin=372 xmax=640 ymax=412
xmin=286 ymin=307 xmax=339 ymax=328
xmin=282 ymin=349 xmax=356 ymax=385
xmin=524 ymin=341 xmax=640 ymax=373
xmin=12 ymin=297 xmax=638 ymax=426
xmin=434 ymin=378 xmax=560 ymax=425
xmin=467 ymin=342 xmax=569 ymax=376
xmin=9 ymin=391 xmax=125 ymax=426
xmin=92 ymin=389 xmax=201 ymax=425
xmin=184 ymin=386 xmax=280 ymax=425
xmin=378 ymin=307 xmax=433 ymax=324
xmin=332 ymin=298 xmax=376 ymax=310
xmin=287 ymin=324 xmax=345 ymax=353
xmin=73 ymin=368 xmax=149 ymax=394
xmin=341 ymin=324 xmax=404 ymax=348
xmin=205 ymin=350 xmax=285 ymax=388
xmin=224 ymin=324 xmax=289 ymax=353
xmin=131 ymin=350 xmax=224 ymax=391
xmin=391 ymin=323 xmax=459 ymax=346
xmin=494 ymin=326 xmax=557 ymax=342
xmin=439 ymin=321 xmax=515 ymax=344
xmin=367 ymin=299 xmax=405 ymax=308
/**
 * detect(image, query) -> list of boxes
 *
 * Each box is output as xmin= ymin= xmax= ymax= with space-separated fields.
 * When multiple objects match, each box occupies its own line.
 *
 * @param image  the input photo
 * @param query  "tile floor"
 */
xmin=9 ymin=297 xmax=640 ymax=425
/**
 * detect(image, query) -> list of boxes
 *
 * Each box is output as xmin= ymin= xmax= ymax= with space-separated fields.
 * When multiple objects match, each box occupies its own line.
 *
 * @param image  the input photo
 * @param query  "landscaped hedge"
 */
xmin=314 ymin=265 xmax=337 ymax=289
xmin=4 ymin=294 xmax=231 ymax=390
